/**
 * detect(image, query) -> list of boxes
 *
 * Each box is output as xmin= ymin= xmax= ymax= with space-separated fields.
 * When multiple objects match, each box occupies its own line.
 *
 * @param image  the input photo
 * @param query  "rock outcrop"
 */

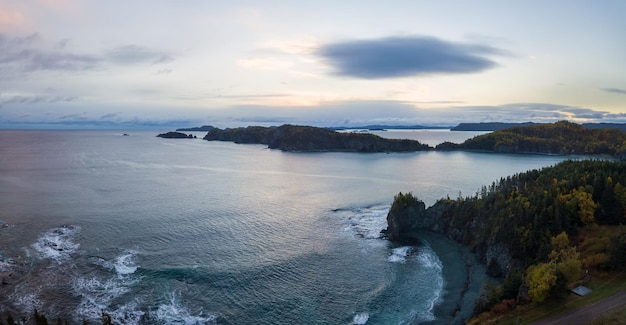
xmin=384 ymin=193 xmax=519 ymax=278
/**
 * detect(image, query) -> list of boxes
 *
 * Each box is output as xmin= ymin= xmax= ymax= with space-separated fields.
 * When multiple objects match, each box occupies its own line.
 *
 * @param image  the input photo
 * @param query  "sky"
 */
xmin=1 ymin=0 xmax=625 ymax=129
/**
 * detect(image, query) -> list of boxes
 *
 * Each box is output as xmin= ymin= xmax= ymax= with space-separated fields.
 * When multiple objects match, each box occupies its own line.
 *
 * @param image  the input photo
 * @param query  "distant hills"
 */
xmin=452 ymin=122 xmax=626 ymax=132
xmin=179 ymin=122 xmax=626 ymax=132
xmin=176 ymin=125 xmax=215 ymax=131
xmin=199 ymin=122 xmax=626 ymax=159
xmin=439 ymin=120 xmax=626 ymax=158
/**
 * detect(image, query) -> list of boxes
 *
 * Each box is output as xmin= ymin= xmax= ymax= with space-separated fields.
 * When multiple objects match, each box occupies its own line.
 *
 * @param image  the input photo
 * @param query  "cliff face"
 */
xmin=385 ymin=195 xmax=518 ymax=278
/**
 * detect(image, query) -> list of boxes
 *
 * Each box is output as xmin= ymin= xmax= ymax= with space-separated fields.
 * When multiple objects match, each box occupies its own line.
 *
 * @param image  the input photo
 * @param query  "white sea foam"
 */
xmin=342 ymin=206 xmax=390 ymax=239
xmin=154 ymin=293 xmax=218 ymax=325
xmin=388 ymin=246 xmax=412 ymax=263
xmin=416 ymin=245 xmax=445 ymax=320
xmin=353 ymin=312 xmax=369 ymax=324
xmin=31 ymin=225 xmax=81 ymax=263
xmin=114 ymin=250 xmax=139 ymax=275
xmin=74 ymin=250 xmax=142 ymax=323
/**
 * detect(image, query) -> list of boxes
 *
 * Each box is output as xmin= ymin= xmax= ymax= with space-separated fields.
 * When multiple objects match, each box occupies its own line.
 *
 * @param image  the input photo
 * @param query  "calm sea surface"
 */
xmin=0 ymin=130 xmax=570 ymax=324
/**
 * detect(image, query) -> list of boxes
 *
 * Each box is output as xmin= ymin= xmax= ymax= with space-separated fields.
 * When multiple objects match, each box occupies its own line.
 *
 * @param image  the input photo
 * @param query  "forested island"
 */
xmin=199 ymin=121 xmax=626 ymax=160
xmin=156 ymin=131 xmax=196 ymax=139
xmin=203 ymin=124 xmax=431 ymax=152
xmin=438 ymin=120 xmax=626 ymax=159
xmin=385 ymin=159 xmax=626 ymax=322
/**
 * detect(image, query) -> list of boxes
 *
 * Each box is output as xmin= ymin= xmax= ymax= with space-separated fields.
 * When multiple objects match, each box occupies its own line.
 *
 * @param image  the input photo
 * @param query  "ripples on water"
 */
xmin=0 ymin=130 xmax=570 ymax=324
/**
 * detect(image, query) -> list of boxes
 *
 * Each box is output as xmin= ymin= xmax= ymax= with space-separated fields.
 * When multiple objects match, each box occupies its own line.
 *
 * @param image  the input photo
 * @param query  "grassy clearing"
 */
xmin=468 ymin=271 xmax=626 ymax=325
xmin=591 ymin=305 xmax=626 ymax=324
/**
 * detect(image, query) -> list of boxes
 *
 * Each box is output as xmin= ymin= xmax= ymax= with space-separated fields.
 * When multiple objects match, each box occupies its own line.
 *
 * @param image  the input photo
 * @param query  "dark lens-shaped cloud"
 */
xmin=318 ymin=36 xmax=504 ymax=79
xmin=601 ymin=88 xmax=626 ymax=95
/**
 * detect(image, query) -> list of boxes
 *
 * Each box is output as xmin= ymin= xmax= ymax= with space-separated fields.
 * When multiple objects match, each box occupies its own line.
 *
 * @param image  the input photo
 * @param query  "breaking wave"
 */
xmin=31 ymin=225 xmax=81 ymax=264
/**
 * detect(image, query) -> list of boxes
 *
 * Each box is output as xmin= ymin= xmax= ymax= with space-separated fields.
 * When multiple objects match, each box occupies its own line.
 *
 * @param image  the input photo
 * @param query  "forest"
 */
xmin=438 ymin=120 xmax=626 ymax=158
xmin=203 ymin=124 xmax=431 ymax=152
xmin=389 ymin=159 xmax=626 ymax=313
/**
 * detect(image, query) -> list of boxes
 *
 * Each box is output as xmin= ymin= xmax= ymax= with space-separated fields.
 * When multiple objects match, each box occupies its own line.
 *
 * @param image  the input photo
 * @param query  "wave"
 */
xmin=31 ymin=225 xmax=81 ymax=264
xmin=91 ymin=250 xmax=139 ymax=276
xmin=74 ymin=251 xmax=143 ymax=324
xmin=337 ymin=205 xmax=390 ymax=239
xmin=153 ymin=292 xmax=218 ymax=325
xmin=416 ymin=244 xmax=445 ymax=321
xmin=352 ymin=312 xmax=369 ymax=324
xmin=388 ymin=246 xmax=412 ymax=263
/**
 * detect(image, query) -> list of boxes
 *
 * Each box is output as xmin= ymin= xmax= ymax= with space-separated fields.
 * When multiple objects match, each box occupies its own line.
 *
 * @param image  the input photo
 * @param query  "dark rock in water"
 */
xmin=157 ymin=131 xmax=196 ymax=139
xmin=384 ymin=192 xmax=426 ymax=243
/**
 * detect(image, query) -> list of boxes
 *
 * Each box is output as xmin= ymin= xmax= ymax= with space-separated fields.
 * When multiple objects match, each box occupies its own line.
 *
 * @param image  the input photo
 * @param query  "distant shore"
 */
xmin=413 ymin=230 xmax=486 ymax=325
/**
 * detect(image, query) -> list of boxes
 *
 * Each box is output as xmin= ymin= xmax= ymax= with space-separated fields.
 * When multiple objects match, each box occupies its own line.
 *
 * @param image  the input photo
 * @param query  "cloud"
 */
xmin=0 ymin=94 xmax=77 ymax=107
xmin=0 ymin=33 xmax=98 ymax=71
xmin=0 ymin=33 xmax=98 ymax=76
xmin=318 ymin=36 xmax=505 ymax=79
xmin=0 ymin=34 xmax=176 ymax=79
xmin=601 ymin=88 xmax=626 ymax=95
xmin=106 ymin=45 xmax=174 ymax=65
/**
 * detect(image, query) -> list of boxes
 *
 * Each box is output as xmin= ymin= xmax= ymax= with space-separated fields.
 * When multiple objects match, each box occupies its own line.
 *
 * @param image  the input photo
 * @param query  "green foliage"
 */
xmin=474 ymin=281 xmax=504 ymax=314
xmin=526 ymin=263 xmax=557 ymax=302
xmin=609 ymin=233 xmax=626 ymax=270
xmin=390 ymin=192 xmax=420 ymax=213
xmin=422 ymin=159 xmax=626 ymax=305
xmin=204 ymin=124 xmax=432 ymax=152
xmin=458 ymin=120 xmax=626 ymax=157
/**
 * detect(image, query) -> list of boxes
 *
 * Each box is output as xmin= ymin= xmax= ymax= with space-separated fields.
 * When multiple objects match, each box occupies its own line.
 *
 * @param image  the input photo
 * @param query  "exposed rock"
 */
xmin=384 ymin=193 xmax=519 ymax=278
xmin=384 ymin=193 xmax=426 ymax=242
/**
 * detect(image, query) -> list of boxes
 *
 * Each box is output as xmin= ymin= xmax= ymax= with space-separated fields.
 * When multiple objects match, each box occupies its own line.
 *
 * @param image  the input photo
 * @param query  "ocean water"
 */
xmin=0 ymin=130 xmax=569 ymax=324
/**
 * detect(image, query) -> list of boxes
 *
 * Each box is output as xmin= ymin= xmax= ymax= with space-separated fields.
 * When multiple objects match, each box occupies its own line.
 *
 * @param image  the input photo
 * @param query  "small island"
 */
xmin=157 ymin=131 xmax=196 ymax=139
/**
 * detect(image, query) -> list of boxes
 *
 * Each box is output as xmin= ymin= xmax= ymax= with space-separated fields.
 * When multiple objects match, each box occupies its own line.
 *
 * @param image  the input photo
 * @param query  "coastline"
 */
xmin=414 ymin=230 xmax=486 ymax=325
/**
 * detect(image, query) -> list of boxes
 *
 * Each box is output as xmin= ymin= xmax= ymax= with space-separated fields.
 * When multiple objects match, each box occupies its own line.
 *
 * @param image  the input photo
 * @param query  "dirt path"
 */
xmin=531 ymin=290 xmax=626 ymax=324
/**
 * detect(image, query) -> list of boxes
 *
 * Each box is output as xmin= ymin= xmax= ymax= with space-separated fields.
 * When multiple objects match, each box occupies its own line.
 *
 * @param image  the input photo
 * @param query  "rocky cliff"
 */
xmin=384 ymin=193 xmax=519 ymax=278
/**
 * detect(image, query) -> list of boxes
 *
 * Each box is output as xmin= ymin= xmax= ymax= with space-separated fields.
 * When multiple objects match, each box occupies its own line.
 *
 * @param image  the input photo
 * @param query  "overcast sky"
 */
xmin=1 ymin=0 xmax=625 ymax=129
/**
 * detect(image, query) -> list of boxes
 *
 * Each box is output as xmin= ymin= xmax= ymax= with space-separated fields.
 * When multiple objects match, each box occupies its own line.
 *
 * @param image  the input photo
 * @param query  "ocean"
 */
xmin=0 ymin=129 xmax=570 ymax=324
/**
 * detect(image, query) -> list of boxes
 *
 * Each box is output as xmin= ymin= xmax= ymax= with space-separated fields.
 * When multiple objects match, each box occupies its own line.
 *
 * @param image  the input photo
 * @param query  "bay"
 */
xmin=0 ymin=130 xmax=570 ymax=324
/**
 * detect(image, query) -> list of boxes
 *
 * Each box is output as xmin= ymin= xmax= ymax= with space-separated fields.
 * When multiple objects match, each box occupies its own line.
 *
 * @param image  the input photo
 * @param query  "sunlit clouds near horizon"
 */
xmin=0 ymin=1 xmax=625 ymax=129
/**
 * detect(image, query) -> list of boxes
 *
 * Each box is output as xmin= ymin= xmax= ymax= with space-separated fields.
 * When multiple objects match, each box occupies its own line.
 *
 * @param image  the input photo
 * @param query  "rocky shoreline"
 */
xmin=409 ymin=231 xmax=486 ymax=324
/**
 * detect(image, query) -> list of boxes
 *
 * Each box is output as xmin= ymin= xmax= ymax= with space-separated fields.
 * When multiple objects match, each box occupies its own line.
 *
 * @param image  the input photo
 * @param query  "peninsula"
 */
xmin=198 ymin=121 xmax=626 ymax=159
xmin=385 ymin=159 xmax=626 ymax=323
xmin=203 ymin=124 xmax=431 ymax=152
